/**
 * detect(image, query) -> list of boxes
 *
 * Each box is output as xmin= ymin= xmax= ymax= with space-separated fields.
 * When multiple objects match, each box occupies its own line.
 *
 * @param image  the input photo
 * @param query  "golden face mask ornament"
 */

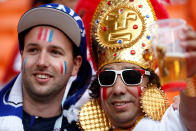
xmin=90 ymin=0 xmax=167 ymax=71
xmin=77 ymin=0 xmax=169 ymax=130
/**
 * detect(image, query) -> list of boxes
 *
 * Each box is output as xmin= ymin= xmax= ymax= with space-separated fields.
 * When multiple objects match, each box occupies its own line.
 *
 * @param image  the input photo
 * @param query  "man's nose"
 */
xmin=36 ymin=51 xmax=49 ymax=68
xmin=112 ymin=75 xmax=127 ymax=95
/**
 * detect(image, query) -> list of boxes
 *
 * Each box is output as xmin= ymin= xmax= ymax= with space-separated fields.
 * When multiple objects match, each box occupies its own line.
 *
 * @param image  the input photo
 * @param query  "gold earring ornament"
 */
xmin=140 ymin=84 xmax=169 ymax=120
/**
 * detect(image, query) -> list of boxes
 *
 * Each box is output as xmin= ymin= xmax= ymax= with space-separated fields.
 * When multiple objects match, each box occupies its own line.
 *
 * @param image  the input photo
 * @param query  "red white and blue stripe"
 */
xmin=37 ymin=28 xmax=54 ymax=43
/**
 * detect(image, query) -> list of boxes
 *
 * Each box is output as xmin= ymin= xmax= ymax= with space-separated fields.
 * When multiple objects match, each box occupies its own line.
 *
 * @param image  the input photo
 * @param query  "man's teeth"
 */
xmin=114 ymin=102 xmax=127 ymax=106
xmin=37 ymin=74 xmax=49 ymax=79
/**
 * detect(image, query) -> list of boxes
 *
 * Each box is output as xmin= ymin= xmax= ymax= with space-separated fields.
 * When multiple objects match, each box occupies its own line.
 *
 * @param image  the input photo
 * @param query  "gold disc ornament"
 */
xmin=140 ymin=85 xmax=169 ymax=120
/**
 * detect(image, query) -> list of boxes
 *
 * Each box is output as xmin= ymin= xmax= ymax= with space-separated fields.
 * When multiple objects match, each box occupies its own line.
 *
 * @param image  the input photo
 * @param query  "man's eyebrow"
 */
xmin=102 ymin=67 xmax=113 ymax=70
xmin=124 ymin=66 xmax=143 ymax=69
xmin=49 ymin=45 xmax=64 ymax=51
xmin=27 ymin=43 xmax=37 ymax=46
xmin=124 ymin=66 xmax=137 ymax=69
xmin=25 ymin=43 xmax=64 ymax=50
xmin=25 ymin=43 xmax=38 ymax=47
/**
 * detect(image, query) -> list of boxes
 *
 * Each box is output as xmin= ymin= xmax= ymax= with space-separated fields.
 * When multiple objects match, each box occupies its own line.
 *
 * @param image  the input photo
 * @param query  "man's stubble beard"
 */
xmin=22 ymin=73 xmax=67 ymax=103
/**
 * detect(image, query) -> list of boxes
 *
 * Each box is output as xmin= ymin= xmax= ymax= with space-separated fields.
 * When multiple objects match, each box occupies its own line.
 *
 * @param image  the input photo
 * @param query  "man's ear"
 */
xmin=71 ymin=56 xmax=82 ymax=76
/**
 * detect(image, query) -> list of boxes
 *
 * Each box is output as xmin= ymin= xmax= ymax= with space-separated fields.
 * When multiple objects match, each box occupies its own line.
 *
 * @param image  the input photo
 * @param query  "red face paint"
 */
xmin=100 ymin=88 xmax=107 ymax=100
xmin=60 ymin=63 xmax=64 ymax=74
xmin=137 ymin=86 xmax=142 ymax=97
xmin=37 ymin=27 xmax=43 ymax=40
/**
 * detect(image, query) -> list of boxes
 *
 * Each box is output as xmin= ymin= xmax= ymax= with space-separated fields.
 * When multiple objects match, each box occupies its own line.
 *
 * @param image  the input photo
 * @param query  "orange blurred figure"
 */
xmin=164 ymin=0 xmax=196 ymax=30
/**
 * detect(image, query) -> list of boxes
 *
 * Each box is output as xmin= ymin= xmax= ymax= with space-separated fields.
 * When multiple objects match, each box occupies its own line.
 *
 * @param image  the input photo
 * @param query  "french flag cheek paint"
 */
xmin=37 ymin=27 xmax=54 ymax=43
xmin=60 ymin=61 xmax=67 ymax=75
xmin=100 ymin=88 xmax=107 ymax=101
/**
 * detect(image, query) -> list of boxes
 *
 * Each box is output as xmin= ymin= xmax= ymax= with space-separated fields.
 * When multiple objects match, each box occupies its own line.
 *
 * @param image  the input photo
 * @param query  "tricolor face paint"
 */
xmin=60 ymin=61 xmax=67 ymax=75
xmin=37 ymin=27 xmax=54 ymax=43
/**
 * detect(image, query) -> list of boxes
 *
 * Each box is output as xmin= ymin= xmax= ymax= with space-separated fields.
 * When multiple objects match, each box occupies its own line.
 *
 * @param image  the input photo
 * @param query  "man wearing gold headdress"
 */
xmin=77 ymin=0 xmax=196 ymax=130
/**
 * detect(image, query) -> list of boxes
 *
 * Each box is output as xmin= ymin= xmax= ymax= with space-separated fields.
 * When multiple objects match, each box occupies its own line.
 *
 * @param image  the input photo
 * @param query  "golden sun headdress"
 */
xmin=89 ymin=0 xmax=168 ymax=71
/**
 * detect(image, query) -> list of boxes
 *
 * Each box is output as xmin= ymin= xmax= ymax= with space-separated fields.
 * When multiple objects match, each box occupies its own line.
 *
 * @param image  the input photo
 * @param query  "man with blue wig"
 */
xmin=0 ymin=3 xmax=91 ymax=131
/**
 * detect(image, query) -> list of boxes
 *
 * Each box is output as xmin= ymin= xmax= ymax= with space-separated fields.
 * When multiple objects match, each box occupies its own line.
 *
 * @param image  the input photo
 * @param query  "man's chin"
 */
xmin=110 ymin=114 xmax=137 ymax=129
xmin=30 ymin=91 xmax=54 ymax=102
xmin=112 ymin=120 xmax=134 ymax=129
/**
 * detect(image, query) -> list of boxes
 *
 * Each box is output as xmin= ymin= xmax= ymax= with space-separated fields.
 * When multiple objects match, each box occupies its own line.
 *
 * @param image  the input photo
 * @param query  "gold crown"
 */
xmin=90 ymin=0 xmax=157 ymax=70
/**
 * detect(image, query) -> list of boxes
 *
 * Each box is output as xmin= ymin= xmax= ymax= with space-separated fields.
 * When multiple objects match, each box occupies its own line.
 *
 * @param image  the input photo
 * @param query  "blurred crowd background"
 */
xmin=0 ymin=0 xmax=195 ymax=103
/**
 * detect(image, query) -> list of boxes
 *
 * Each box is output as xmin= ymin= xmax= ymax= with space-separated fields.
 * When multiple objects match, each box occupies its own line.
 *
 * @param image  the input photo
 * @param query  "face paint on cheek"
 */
xmin=23 ymin=58 xmax=27 ymax=73
xmin=100 ymin=88 xmax=107 ymax=101
xmin=37 ymin=28 xmax=54 ymax=43
xmin=60 ymin=61 xmax=67 ymax=75
xmin=60 ymin=63 xmax=63 ymax=74
xmin=137 ymin=86 xmax=142 ymax=97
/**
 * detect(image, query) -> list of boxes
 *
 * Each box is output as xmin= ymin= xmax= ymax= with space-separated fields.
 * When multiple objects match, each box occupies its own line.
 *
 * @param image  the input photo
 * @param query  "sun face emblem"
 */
xmin=96 ymin=5 xmax=146 ymax=49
